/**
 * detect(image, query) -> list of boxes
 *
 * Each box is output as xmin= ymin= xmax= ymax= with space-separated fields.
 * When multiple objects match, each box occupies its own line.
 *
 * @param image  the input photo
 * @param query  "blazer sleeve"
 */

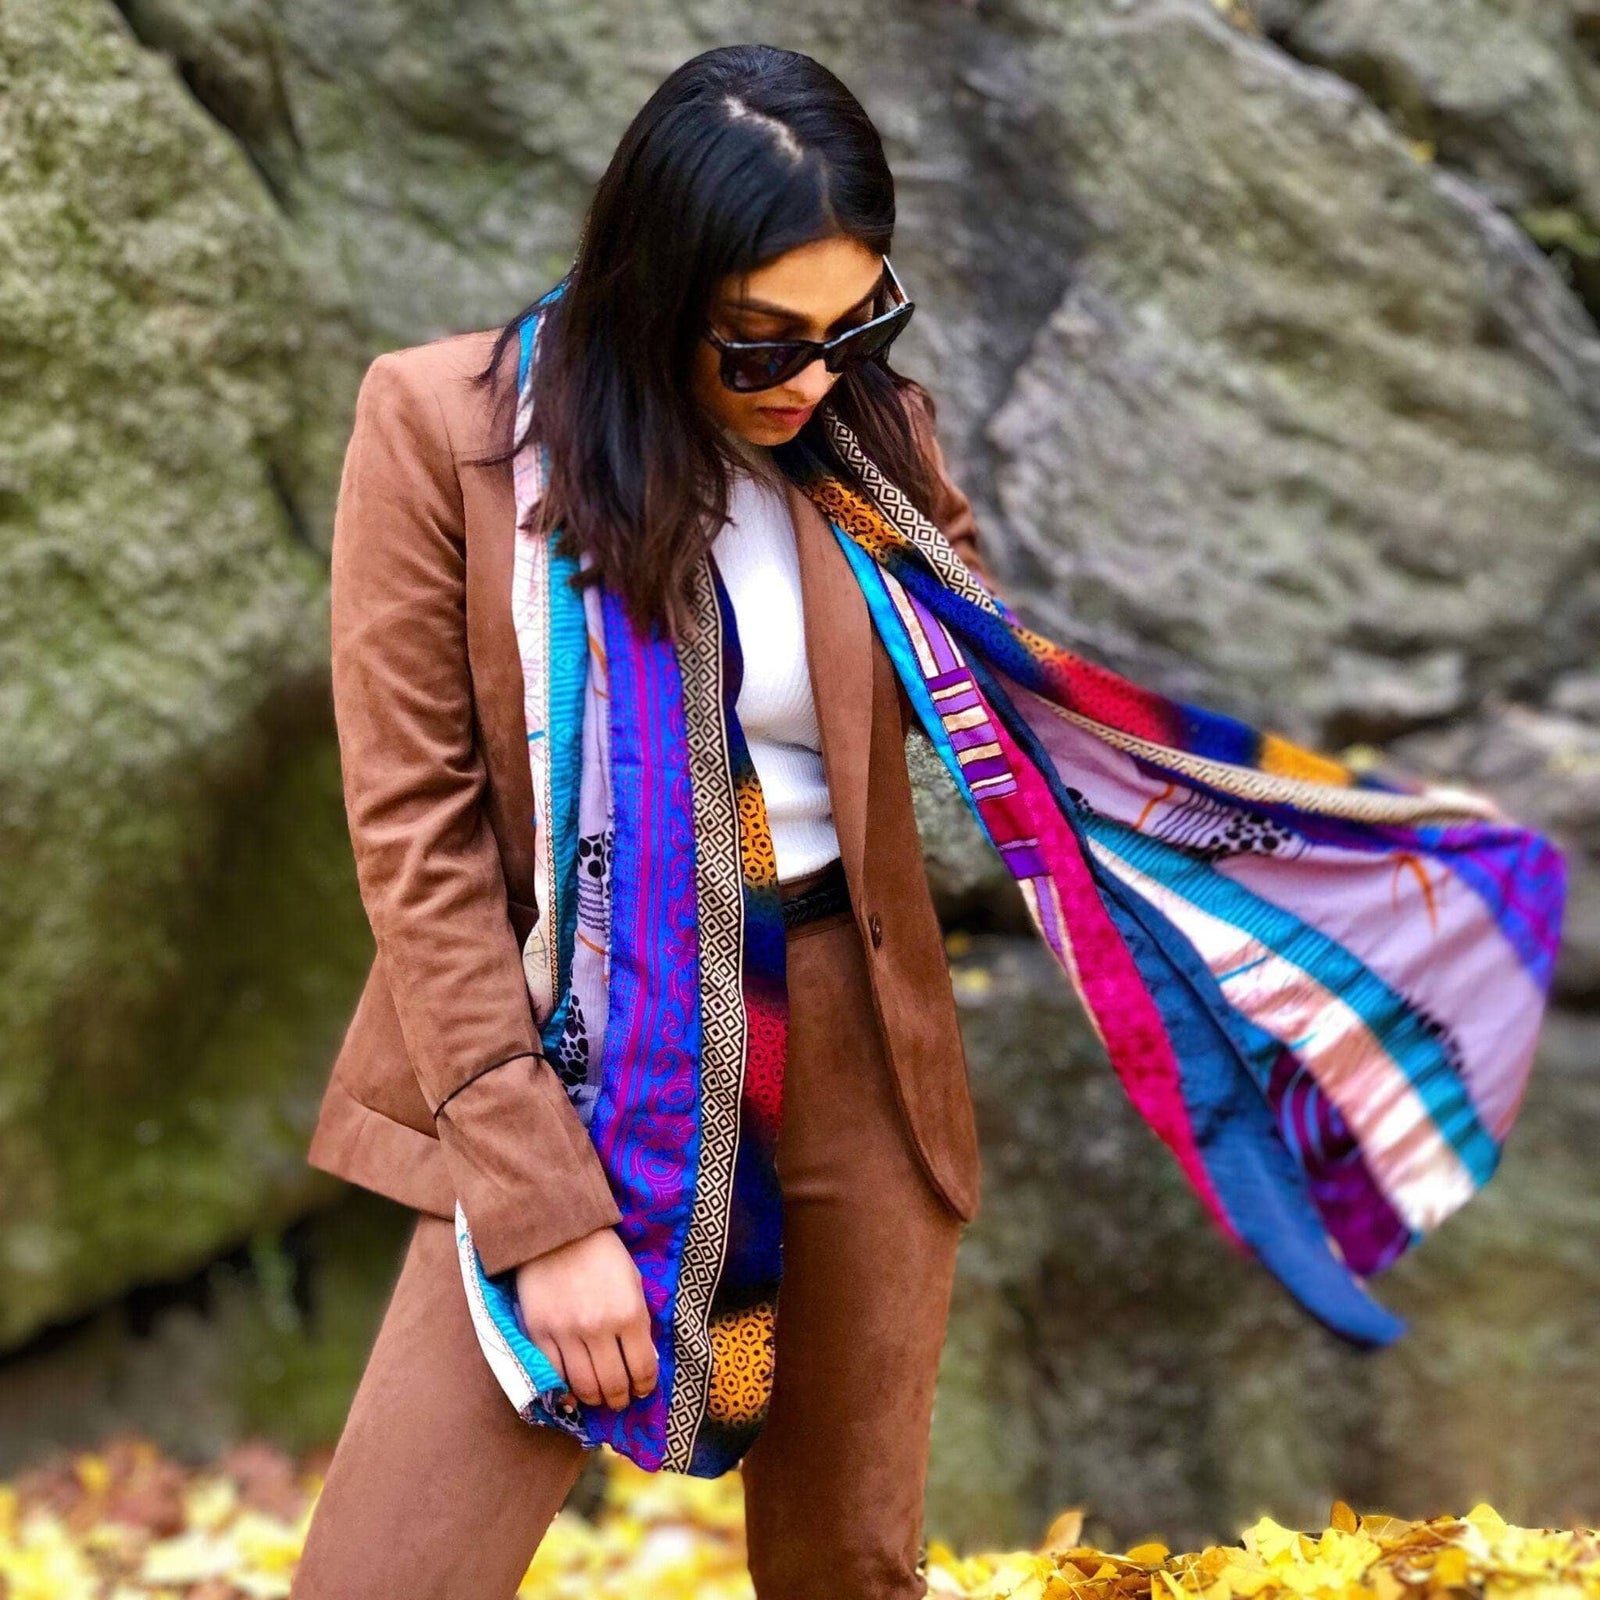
xmin=901 ymin=383 xmax=1001 ymax=596
xmin=330 ymin=351 xmax=622 ymax=1275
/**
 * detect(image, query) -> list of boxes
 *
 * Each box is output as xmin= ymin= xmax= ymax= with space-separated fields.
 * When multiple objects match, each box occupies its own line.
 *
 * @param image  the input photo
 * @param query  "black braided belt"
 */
xmin=778 ymin=856 xmax=851 ymax=931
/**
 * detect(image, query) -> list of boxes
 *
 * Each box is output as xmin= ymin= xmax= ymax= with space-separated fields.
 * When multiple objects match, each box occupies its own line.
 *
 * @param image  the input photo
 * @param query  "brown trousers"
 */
xmin=291 ymin=907 xmax=969 ymax=1600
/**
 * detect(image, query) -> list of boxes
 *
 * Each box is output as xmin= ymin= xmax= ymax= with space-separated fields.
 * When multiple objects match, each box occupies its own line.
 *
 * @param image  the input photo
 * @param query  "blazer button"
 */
xmin=868 ymin=913 xmax=884 ymax=949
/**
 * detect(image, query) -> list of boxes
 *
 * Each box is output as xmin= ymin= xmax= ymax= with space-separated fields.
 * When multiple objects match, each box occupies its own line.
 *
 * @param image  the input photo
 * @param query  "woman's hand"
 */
xmin=514 ymin=1226 xmax=659 ymax=1411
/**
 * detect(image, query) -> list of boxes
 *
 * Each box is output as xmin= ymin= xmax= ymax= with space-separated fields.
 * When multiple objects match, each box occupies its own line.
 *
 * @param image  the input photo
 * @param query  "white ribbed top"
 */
xmin=710 ymin=449 xmax=841 ymax=884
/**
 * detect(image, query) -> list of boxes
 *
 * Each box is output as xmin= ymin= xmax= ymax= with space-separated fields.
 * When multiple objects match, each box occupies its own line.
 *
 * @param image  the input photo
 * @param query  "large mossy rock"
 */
xmin=981 ymin=3 xmax=1600 ymax=741
xmin=0 ymin=0 xmax=372 ymax=1350
xmin=1261 ymin=0 xmax=1600 ymax=317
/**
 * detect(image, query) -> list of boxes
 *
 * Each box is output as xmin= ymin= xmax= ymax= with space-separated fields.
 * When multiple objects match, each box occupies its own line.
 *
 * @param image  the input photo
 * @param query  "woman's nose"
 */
xmin=781 ymin=358 xmax=837 ymax=407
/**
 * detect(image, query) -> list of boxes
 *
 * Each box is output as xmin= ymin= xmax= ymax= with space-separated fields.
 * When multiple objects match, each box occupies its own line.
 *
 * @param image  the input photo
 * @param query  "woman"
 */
xmin=293 ymin=37 xmax=1562 ymax=1600
xmin=294 ymin=43 xmax=1002 ymax=1600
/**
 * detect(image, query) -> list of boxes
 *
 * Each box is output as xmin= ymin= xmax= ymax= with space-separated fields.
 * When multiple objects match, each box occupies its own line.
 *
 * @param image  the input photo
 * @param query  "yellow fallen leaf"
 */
xmin=0 ymin=1512 xmax=100 ymax=1600
xmin=73 ymin=1453 xmax=111 ymax=1498
xmin=1042 ymin=1508 xmax=1086 ymax=1554
xmin=139 ymin=1528 xmax=241 ymax=1585
xmin=1371 ymin=1567 xmax=1407 ymax=1600
xmin=10 ymin=1433 xmax=1600 ymax=1600
xmin=183 ymin=1473 xmax=239 ymax=1532
xmin=1128 ymin=1541 xmax=1172 ymax=1565
xmin=1465 ymin=1503 xmax=1508 ymax=1541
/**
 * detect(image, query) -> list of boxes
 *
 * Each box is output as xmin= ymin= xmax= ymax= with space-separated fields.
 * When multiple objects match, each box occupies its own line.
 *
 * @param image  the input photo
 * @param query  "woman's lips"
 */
xmin=758 ymin=403 xmax=814 ymax=426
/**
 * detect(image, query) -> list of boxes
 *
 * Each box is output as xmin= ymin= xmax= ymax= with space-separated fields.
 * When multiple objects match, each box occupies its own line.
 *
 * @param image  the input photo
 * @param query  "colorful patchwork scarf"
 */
xmin=457 ymin=287 xmax=1566 ymax=1478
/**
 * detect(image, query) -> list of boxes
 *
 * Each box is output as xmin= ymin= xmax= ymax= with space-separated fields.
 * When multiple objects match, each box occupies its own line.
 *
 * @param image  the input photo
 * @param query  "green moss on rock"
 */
xmin=0 ymin=0 xmax=370 ymax=1350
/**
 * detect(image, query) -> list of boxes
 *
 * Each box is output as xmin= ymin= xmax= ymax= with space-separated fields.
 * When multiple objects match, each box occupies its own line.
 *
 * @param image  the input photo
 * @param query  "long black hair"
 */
xmin=468 ymin=42 xmax=942 ymax=636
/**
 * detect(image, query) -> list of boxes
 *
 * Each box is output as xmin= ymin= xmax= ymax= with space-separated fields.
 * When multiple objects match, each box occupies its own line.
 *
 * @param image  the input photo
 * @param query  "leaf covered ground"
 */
xmin=1 ymin=1435 xmax=1597 ymax=1599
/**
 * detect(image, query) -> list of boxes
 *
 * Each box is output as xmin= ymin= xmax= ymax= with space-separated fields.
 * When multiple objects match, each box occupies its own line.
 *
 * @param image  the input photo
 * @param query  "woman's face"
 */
xmin=692 ymin=235 xmax=887 ymax=446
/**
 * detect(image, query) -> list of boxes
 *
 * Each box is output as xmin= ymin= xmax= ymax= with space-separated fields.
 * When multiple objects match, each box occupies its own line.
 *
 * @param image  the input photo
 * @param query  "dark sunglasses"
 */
xmin=703 ymin=256 xmax=915 ymax=393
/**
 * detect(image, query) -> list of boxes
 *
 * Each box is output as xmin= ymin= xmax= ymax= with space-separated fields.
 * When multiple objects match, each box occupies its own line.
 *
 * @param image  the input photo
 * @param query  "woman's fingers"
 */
xmin=563 ymin=1341 xmax=605 ymax=1409
xmin=525 ymin=1326 xmax=571 ymax=1391
xmin=619 ymin=1314 xmax=660 ymax=1398
xmin=529 ymin=1320 xmax=655 ymax=1410
xmin=584 ymin=1333 xmax=636 ymax=1412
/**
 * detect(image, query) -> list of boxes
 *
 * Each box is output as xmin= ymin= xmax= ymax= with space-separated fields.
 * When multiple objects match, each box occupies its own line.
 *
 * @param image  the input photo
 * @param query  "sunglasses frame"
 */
xmin=703 ymin=256 xmax=915 ymax=393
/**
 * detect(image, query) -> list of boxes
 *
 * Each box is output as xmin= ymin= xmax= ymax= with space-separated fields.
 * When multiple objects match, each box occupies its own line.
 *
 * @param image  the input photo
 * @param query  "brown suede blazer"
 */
xmin=307 ymin=328 xmax=996 ymax=1277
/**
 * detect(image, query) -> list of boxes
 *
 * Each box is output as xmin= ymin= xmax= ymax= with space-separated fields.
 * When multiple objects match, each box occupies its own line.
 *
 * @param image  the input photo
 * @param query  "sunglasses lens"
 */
xmin=723 ymin=342 xmax=811 ymax=392
xmin=826 ymin=304 xmax=913 ymax=374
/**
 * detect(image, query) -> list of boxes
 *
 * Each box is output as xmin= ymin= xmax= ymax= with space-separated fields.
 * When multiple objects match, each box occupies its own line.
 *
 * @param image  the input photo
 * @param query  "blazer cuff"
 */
xmin=436 ymin=1052 xmax=623 ymax=1274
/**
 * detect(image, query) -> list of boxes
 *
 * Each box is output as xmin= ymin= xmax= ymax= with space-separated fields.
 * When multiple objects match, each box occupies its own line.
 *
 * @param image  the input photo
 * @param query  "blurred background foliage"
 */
xmin=1 ymin=0 xmax=1598 ymax=1553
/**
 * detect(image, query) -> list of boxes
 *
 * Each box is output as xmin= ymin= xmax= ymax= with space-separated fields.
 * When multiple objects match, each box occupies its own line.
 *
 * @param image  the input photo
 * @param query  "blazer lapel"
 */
xmin=463 ymin=451 xmax=539 ymax=899
xmin=787 ymin=476 xmax=873 ymax=893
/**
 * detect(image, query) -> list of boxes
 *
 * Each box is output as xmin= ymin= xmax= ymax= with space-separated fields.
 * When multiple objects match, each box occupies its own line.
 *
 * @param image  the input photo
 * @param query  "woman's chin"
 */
xmin=751 ymin=422 xmax=797 ymax=445
xmin=720 ymin=421 xmax=784 ymax=459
